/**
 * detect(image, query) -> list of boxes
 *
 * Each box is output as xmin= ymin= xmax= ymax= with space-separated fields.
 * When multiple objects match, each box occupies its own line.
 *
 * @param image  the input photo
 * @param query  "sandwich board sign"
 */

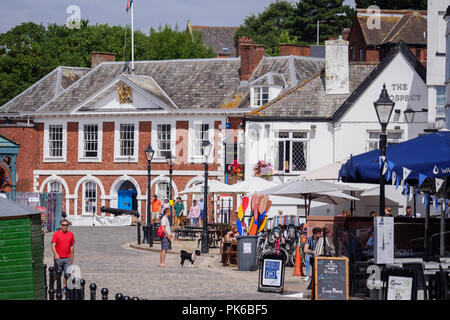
xmin=374 ymin=217 xmax=394 ymax=264
xmin=258 ymin=254 xmax=285 ymax=293
xmin=311 ymin=257 xmax=349 ymax=300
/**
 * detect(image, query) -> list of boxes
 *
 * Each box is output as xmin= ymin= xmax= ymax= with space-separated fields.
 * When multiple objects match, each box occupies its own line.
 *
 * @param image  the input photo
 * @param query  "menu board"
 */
xmin=312 ymin=257 xmax=349 ymax=300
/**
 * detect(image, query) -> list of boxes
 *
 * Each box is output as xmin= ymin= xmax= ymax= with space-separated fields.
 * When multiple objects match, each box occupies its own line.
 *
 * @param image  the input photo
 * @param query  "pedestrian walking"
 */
xmin=198 ymin=198 xmax=204 ymax=227
xmin=174 ymin=197 xmax=185 ymax=230
xmin=188 ymin=199 xmax=201 ymax=227
xmin=51 ymin=219 xmax=75 ymax=291
xmin=160 ymin=208 xmax=173 ymax=267
xmin=160 ymin=198 xmax=170 ymax=219
xmin=151 ymin=195 xmax=162 ymax=223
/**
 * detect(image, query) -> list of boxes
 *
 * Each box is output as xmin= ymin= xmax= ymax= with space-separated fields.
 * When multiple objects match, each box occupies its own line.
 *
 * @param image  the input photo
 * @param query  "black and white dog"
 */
xmin=180 ymin=250 xmax=201 ymax=266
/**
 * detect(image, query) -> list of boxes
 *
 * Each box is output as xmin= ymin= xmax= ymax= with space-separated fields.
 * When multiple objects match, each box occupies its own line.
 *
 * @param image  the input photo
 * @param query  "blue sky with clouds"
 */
xmin=0 ymin=0 xmax=356 ymax=34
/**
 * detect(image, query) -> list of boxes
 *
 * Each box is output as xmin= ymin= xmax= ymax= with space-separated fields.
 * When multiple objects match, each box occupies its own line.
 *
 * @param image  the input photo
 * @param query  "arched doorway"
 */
xmin=118 ymin=180 xmax=137 ymax=211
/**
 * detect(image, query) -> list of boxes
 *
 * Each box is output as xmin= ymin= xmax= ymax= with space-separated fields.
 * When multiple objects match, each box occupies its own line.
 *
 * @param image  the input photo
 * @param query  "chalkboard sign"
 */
xmin=312 ymin=257 xmax=349 ymax=300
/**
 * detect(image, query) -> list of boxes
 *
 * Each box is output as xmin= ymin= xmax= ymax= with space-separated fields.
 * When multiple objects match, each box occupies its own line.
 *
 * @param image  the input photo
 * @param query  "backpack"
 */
xmin=157 ymin=225 xmax=165 ymax=239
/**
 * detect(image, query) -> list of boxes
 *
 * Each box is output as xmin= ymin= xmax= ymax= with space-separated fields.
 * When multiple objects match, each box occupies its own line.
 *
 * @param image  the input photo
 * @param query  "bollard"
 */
xmin=89 ymin=283 xmax=97 ymax=300
xmin=48 ymin=266 xmax=55 ymax=300
xmin=43 ymin=264 xmax=48 ymax=300
xmin=131 ymin=297 xmax=139 ymax=300
xmin=123 ymin=296 xmax=130 ymax=300
xmin=72 ymin=277 xmax=80 ymax=301
xmin=142 ymin=225 xmax=149 ymax=244
xmin=64 ymin=274 xmax=71 ymax=300
xmin=55 ymin=270 xmax=63 ymax=300
xmin=80 ymin=279 xmax=86 ymax=300
xmin=115 ymin=293 xmax=124 ymax=300
xmin=101 ymin=288 xmax=109 ymax=300
xmin=137 ymin=221 xmax=141 ymax=245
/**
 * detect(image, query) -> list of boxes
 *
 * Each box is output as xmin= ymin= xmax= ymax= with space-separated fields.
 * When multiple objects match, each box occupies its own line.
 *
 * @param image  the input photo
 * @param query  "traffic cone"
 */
xmin=293 ymin=245 xmax=304 ymax=276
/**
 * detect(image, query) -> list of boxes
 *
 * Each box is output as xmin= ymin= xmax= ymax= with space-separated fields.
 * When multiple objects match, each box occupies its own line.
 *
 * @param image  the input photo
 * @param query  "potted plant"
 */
xmin=228 ymin=160 xmax=243 ymax=180
xmin=253 ymin=160 xmax=274 ymax=178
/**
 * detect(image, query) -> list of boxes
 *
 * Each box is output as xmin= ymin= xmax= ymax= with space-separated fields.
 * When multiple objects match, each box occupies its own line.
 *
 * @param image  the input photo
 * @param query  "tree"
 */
xmin=355 ymin=0 xmax=427 ymax=10
xmin=0 ymin=21 xmax=216 ymax=106
xmin=235 ymin=1 xmax=297 ymax=55
xmin=293 ymin=0 xmax=354 ymax=45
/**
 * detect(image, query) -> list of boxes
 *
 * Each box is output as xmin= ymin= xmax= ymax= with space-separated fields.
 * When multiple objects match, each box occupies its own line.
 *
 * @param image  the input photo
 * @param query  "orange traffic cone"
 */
xmin=293 ymin=245 xmax=305 ymax=276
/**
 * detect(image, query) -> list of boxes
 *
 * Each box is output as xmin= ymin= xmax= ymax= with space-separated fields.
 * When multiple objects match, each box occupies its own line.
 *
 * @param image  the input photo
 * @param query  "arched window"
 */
xmin=83 ymin=181 xmax=98 ymax=214
xmin=156 ymin=182 xmax=170 ymax=200
xmin=48 ymin=181 xmax=62 ymax=193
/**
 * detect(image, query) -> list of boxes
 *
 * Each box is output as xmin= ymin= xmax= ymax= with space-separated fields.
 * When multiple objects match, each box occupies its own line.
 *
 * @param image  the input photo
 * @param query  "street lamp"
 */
xmin=144 ymin=143 xmax=155 ymax=247
xmin=201 ymin=140 xmax=213 ymax=254
xmin=165 ymin=151 xmax=174 ymax=227
xmin=404 ymin=106 xmax=428 ymax=124
xmin=373 ymin=84 xmax=395 ymax=216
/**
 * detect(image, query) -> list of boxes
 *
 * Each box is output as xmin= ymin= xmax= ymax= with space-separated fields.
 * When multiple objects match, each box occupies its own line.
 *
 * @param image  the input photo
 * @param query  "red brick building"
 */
xmin=0 ymin=41 xmax=325 ymax=225
xmin=347 ymin=9 xmax=427 ymax=65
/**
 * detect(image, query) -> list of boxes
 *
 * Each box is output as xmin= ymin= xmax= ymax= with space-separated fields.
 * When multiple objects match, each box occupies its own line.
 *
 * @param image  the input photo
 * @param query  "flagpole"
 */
xmin=131 ymin=0 xmax=135 ymax=75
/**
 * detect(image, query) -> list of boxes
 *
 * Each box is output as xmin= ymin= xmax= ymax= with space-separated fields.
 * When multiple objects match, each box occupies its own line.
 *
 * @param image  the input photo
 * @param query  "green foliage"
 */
xmin=236 ymin=0 xmax=354 ymax=55
xmin=355 ymin=0 xmax=427 ymax=10
xmin=0 ymin=21 xmax=215 ymax=106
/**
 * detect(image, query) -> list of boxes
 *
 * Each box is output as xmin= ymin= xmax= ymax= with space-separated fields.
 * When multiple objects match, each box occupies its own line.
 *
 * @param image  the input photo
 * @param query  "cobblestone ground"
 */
xmin=43 ymin=226 xmax=311 ymax=300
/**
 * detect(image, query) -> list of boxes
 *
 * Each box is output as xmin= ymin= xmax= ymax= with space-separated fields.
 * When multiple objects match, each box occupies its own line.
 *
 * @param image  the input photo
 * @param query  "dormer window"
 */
xmin=253 ymin=86 xmax=269 ymax=108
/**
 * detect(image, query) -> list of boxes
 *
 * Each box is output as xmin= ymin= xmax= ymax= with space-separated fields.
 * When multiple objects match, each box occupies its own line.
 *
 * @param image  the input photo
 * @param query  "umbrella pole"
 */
xmin=440 ymin=200 xmax=445 ymax=257
xmin=425 ymin=193 xmax=432 ymax=261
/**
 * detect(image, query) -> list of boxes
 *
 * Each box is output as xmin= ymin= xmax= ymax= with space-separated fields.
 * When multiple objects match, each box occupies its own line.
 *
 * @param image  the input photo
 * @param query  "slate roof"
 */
xmin=1 ymin=55 xmax=325 ymax=115
xmin=0 ymin=67 xmax=90 ymax=114
xmin=246 ymin=42 xmax=425 ymax=122
xmin=246 ymin=62 xmax=376 ymax=119
xmin=356 ymin=9 xmax=427 ymax=46
xmin=190 ymin=25 xmax=238 ymax=56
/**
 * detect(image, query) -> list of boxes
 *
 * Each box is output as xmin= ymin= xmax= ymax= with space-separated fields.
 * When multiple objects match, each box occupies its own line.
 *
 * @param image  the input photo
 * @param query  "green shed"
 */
xmin=0 ymin=197 xmax=45 ymax=300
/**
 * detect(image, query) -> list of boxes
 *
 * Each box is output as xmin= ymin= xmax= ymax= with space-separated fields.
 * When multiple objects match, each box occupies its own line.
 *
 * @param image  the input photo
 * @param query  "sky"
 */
xmin=0 ymin=0 xmax=356 ymax=35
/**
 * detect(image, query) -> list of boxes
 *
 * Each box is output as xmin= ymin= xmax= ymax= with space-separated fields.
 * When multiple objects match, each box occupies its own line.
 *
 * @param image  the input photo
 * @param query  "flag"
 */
xmin=126 ymin=0 xmax=133 ymax=12
xmin=435 ymin=178 xmax=444 ymax=192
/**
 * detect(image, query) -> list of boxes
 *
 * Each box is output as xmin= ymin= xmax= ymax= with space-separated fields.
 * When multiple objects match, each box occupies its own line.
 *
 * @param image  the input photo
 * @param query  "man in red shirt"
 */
xmin=52 ymin=219 xmax=75 ymax=289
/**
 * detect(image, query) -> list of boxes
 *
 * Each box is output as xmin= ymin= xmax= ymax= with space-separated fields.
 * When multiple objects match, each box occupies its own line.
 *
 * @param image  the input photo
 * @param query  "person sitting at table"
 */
xmin=224 ymin=225 xmax=238 ymax=242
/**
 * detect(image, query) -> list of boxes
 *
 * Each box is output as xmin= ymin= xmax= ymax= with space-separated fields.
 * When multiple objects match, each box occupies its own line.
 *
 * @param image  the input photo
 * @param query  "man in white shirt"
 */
xmin=160 ymin=208 xmax=173 ymax=267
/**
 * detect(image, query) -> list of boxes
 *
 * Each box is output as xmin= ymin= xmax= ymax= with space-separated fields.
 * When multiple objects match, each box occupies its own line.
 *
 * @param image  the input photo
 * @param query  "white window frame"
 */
xmin=366 ymin=130 xmax=404 ymax=152
xmin=156 ymin=182 xmax=171 ymax=201
xmin=78 ymin=121 xmax=103 ymax=162
xmin=82 ymin=181 xmax=97 ymax=215
xmin=251 ymin=86 xmax=270 ymax=108
xmin=274 ymin=131 xmax=309 ymax=174
xmin=114 ymin=120 xmax=139 ymax=163
xmin=151 ymin=119 xmax=176 ymax=162
xmin=188 ymin=120 xmax=214 ymax=163
xmin=43 ymin=121 xmax=67 ymax=162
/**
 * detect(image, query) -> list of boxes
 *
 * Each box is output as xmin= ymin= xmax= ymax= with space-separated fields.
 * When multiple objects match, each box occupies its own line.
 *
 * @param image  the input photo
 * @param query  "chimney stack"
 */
xmin=236 ymin=37 xmax=254 ymax=57
xmin=239 ymin=43 xmax=265 ymax=82
xmin=325 ymin=37 xmax=349 ymax=95
xmin=279 ymin=44 xmax=310 ymax=57
xmin=91 ymin=52 xmax=116 ymax=69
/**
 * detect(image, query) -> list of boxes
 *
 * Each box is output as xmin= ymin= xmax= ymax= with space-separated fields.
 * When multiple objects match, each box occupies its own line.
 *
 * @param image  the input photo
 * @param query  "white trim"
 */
xmin=109 ymin=175 xmax=142 ymax=213
xmin=34 ymin=169 xmax=222 ymax=176
xmin=150 ymin=175 xmax=179 ymax=199
xmin=188 ymin=119 xmax=215 ymax=163
xmin=43 ymin=120 xmax=67 ymax=163
xmin=78 ymin=120 xmax=103 ymax=162
xmin=39 ymin=175 xmax=71 ymax=215
xmin=114 ymin=120 xmax=139 ymax=163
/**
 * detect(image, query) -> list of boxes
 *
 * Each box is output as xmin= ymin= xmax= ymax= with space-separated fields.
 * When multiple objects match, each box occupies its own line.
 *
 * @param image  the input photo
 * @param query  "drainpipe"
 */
xmin=225 ymin=120 xmax=231 ymax=184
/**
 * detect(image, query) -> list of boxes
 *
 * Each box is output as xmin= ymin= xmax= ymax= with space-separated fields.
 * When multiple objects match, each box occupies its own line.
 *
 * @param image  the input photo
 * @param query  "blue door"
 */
xmin=118 ymin=191 xmax=134 ymax=210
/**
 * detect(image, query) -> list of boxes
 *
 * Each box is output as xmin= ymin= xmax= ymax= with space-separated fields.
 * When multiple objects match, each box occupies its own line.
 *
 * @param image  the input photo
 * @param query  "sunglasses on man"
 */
xmin=61 ymin=224 xmax=69 ymax=227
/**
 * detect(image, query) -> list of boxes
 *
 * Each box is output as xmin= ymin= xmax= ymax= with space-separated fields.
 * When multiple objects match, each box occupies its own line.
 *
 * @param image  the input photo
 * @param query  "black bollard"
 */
xmin=101 ymin=288 xmax=109 ymax=300
xmin=131 ymin=297 xmax=139 ymax=300
xmin=48 ymin=266 xmax=55 ymax=300
xmin=55 ymin=270 xmax=63 ymax=300
xmin=89 ymin=283 xmax=97 ymax=300
xmin=64 ymin=274 xmax=71 ymax=300
xmin=80 ymin=279 xmax=86 ymax=300
xmin=115 ymin=293 xmax=124 ymax=300
xmin=137 ymin=221 xmax=141 ymax=245
xmin=123 ymin=296 xmax=130 ymax=300
xmin=43 ymin=264 xmax=48 ymax=300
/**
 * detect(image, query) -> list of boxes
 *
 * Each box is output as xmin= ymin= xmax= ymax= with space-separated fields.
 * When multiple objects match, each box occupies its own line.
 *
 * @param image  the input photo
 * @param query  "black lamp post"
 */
xmin=201 ymin=140 xmax=213 ymax=254
xmin=165 ymin=152 xmax=173 ymax=227
xmin=373 ymin=84 xmax=395 ymax=216
xmin=404 ymin=106 xmax=428 ymax=124
xmin=145 ymin=143 xmax=155 ymax=247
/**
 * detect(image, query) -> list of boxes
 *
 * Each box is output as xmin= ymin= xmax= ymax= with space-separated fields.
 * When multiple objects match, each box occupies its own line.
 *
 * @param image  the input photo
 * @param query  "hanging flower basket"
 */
xmin=253 ymin=160 xmax=274 ymax=178
xmin=228 ymin=160 xmax=244 ymax=180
